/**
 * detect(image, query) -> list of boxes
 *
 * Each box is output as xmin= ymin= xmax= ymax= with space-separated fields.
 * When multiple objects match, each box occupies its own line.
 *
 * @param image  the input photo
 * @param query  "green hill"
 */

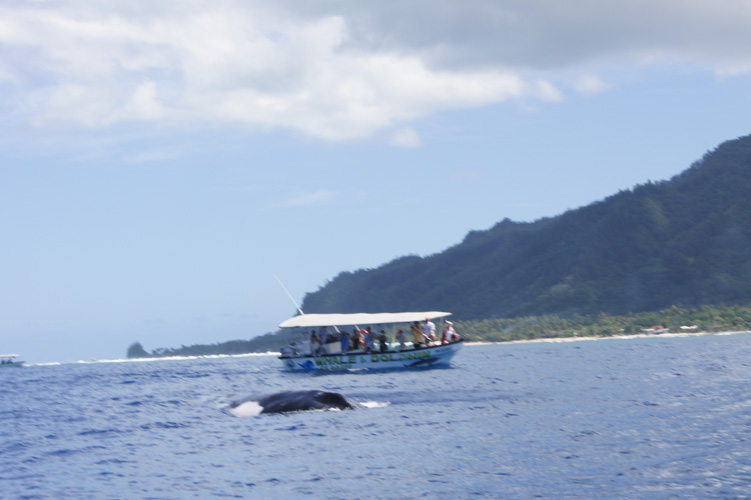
xmin=301 ymin=134 xmax=751 ymax=320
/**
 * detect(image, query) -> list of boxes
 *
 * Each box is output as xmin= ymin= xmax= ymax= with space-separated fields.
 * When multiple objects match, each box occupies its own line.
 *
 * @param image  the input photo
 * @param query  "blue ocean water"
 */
xmin=2 ymin=333 xmax=751 ymax=499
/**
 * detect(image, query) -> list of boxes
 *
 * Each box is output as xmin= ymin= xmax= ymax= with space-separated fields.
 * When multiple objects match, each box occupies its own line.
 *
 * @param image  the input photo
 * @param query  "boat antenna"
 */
xmin=274 ymin=275 xmax=304 ymax=316
xmin=274 ymin=275 xmax=342 ymax=335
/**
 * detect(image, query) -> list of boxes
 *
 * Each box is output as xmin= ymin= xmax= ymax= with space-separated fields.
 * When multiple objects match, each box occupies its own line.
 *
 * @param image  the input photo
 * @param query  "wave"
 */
xmin=465 ymin=330 xmax=751 ymax=347
xmin=26 ymin=351 xmax=279 ymax=367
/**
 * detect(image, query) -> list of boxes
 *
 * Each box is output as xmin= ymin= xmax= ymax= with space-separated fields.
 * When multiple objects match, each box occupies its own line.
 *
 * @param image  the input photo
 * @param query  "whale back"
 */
xmin=229 ymin=390 xmax=358 ymax=416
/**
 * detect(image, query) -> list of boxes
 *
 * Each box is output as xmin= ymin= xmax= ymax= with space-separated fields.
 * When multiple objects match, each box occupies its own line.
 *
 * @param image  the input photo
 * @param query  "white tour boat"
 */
xmin=0 ymin=354 xmax=24 ymax=368
xmin=278 ymin=311 xmax=464 ymax=372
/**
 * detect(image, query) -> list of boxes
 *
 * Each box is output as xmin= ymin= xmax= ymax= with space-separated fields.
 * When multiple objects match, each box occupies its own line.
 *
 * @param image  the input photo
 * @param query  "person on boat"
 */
xmin=310 ymin=330 xmax=322 ymax=355
xmin=378 ymin=330 xmax=388 ymax=352
xmin=411 ymin=321 xmax=423 ymax=348
xmin=319 ymin=326 xmax=329 ymax=354
xmin=441 ymin=321 xmax=456 ymax=344
xmin=350 ymin=329 xmax=362 ymax=351
xmin=396 ymin=329 xmax=406 ymax=351
xmin=423 ymin=318 xmax=436 ymax=347
xmin=364 ymin=326 xmax=377 ymax=353
xmin=340 ymin=329 xmax=350 ymax=352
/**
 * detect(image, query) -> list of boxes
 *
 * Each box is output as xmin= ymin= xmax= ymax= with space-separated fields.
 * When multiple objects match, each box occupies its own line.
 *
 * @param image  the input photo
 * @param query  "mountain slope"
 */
xmin=301 ymin=134 xmax=751 ymax=320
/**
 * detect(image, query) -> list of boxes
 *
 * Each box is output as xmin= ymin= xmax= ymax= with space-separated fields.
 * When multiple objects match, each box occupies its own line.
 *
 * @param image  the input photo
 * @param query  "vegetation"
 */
xmin=456 ymin=303 xmax=751 ymax=342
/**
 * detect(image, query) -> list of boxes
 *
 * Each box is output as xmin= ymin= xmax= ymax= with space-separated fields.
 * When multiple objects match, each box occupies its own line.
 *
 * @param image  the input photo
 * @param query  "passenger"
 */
xmin=378 ymin=330 xmax=388 ymax=352
xmin=396 ymin=329 xmax=406 ymax=351
xmin=310 ymin=330 xmax=322 ymax=355
xmin=340 ymin=329 xmax=350 ymax=352
xmin=423 ymin=318 xmax=436 ymax=347
xmin=364 ymin=326 xmax=377 ymax=353
xmin=441 ymin=321 xmax=456 ymax=344
xmin=349 ymin=328 xmax=362 ymax=351
xmin=319 ymin=326 xmax=329 ymax=354
xmin=411 ymin=321 xmax=423 ymax=349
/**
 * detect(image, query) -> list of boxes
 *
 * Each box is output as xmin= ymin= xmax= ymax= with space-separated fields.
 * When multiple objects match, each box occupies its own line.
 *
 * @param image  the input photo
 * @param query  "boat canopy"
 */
xmin=279 ymin=311 xmax=452 ymax=329
xmin=0 ymin=354 xmax=20 ymax=358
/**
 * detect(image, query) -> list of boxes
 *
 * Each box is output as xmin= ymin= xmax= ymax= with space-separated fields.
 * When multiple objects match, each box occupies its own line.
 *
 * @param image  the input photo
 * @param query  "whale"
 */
xmin=228 ymin=390 xmax=359 ymax=417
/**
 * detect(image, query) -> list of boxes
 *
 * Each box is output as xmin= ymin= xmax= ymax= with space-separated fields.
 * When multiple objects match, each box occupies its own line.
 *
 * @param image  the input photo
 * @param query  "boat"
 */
xmin=0 ymin=354 xmax=24 ymax=368
xmin=278 ymin=311 xmax=464 ymax=372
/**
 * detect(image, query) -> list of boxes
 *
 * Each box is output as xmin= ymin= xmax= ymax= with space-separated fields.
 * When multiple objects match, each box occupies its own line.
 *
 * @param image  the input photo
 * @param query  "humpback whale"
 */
xmin=229 ymin=390 xmax=358 ymax=417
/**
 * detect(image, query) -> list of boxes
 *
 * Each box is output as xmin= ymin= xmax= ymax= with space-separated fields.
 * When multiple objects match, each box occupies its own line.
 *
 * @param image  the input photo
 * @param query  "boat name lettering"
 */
xmin=310 ymin=351 xmax=432 ymax=366
xmin=314 ymin=355 xmax=357 ymax=366
xmin=371 ymin=351 xmax=430 ymax=363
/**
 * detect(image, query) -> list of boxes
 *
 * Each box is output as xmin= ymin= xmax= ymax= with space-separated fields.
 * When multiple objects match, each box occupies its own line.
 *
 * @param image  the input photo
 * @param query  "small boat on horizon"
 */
xmin=1 ymin=354 xmax=24 ymax=368
xmin=278 ymin=311 xmax=464 ymax=372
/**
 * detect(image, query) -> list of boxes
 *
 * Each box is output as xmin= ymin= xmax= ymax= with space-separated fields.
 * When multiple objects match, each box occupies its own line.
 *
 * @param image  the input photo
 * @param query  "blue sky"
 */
xmin=2 ymin=1 xmax=751 ymax=362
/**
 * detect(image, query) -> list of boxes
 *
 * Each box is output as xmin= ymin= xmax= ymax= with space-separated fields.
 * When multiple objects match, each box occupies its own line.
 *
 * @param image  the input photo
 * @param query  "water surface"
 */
xmin=2 ymin=333 xmax=751 ymax=499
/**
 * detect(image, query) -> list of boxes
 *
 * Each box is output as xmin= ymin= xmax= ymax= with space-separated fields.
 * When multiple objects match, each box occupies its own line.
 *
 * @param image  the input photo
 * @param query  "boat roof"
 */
xmin=279 ymin=311 xmax=452 ymax=328
xmin=0 ymin=354 xmax=21 ymax=358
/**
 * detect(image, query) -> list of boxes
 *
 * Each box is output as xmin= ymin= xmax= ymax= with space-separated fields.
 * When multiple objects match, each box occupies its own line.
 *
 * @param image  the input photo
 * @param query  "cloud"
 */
xmin=1 ymin=1 xmax=750 ymax=142
xmin=389 ymin=127 xmax=422 ymax=148
xmin=324 ymin=0 xmax=751 ymax=73
xmin=573 ymin=75 xmax=613 ymax=95
xmin=531 ymin=79 xmax=565 ymax=102
xmin=0 ymin=2 xmax=531 ymax=141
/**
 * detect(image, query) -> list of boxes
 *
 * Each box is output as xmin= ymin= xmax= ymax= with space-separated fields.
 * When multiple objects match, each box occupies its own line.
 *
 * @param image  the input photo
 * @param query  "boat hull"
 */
xmin=280 ymin=341 xmax=464 ymax=372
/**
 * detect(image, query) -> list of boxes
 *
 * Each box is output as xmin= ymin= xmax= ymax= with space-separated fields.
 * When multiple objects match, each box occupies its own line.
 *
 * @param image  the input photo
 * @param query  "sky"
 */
xmin=2 ymin=0 xmax=751 ymax=363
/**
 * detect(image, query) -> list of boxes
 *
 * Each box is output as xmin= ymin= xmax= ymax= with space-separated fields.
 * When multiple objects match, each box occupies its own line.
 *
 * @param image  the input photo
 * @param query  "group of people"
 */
xmin=308 ymin=318 xmax=461 ymax=355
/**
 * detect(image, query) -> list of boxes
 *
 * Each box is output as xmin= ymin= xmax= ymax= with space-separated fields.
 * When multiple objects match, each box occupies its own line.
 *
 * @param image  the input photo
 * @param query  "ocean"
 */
xmin=2 ymin=333 xmax=751 ymax=499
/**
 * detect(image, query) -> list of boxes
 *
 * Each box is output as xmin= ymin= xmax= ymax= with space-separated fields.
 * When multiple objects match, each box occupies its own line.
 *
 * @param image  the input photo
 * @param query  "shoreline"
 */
xmin=465 ymin=329 xmax=751 ymax=346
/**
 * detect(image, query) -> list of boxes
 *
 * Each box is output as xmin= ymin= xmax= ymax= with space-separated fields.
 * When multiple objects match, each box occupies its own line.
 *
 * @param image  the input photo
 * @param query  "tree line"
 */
xmin=456 ymin=302 xmax=751 ymax=342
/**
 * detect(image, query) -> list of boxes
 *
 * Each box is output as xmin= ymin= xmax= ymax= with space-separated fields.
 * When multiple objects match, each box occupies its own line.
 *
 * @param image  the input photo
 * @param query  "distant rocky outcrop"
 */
xmin=125 ymin=334 xmax=280 ymax=359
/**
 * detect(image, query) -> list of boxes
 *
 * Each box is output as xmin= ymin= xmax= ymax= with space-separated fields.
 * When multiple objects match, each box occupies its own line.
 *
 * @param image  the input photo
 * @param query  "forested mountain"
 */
xmin=301 ymin=134 xmax=751 ymax=320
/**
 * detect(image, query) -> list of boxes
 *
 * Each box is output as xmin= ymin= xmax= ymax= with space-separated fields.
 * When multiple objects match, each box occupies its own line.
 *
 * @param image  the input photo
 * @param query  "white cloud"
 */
xmin=0 ymin=3 xmax=536 ymax=140
xmin=110 ymin=81 xmax=167 ymax=122
xmin=531 ymin=79 xmax=565 ymax=102
xmin=324 ymin=0 xmax=751 ymax=73
xmin=1 ymin=1 xmax=750 ymax=142
xmin=389 ymin=127 xmax=422 ymax=148
xmin=573 ymin=75 xmax=613 ymax=95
